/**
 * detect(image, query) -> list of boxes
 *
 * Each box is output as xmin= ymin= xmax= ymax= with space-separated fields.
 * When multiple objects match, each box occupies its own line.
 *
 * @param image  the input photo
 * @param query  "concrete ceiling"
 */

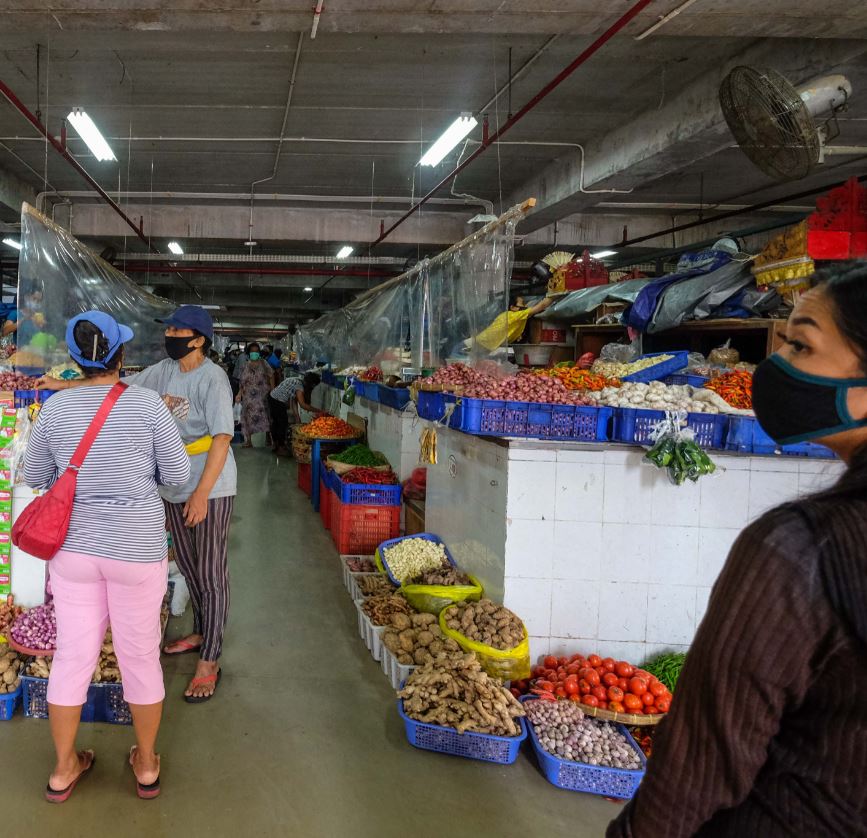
xmin=1 ymin=1 xmax=866 ymax=332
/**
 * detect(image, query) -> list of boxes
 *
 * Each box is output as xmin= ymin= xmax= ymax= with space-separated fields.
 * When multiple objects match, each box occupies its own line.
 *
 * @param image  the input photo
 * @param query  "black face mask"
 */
xmin=752 ymin=354 xmax=867 ymax=445
xmin=165 ymin=335 xmax=197 ymax=361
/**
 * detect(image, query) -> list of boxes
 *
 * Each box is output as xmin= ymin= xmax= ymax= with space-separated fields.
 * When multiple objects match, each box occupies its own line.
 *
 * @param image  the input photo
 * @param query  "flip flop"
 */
xmin=45 ymin=750 xmax=95 ymax=804
xmin=184 ymin=669 xmax=222 ymax=704
xmin=129 ymin=747 xmax=161 ymax=800
xmin=162 ymin=639 xmax=202 ymax=656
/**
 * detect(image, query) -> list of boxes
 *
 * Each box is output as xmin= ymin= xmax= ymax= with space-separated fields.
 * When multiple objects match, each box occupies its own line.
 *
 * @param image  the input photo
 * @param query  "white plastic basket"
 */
xmin=340 ymin=554 xmax=377 ymax=593
xmin=354 ymin=599 xmax=387 ymax=661
xmin=380 ymin=645 xmax=417 ymax=691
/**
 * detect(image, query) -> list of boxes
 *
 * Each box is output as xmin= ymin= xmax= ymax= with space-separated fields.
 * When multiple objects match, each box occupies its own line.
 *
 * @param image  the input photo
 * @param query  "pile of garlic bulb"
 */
xmin=594 ymin=380 xmax=719 ymax=414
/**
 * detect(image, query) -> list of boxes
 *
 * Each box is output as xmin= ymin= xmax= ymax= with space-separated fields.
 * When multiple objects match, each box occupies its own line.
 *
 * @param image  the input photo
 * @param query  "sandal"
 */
xmin=184 ymin=669 xmax=222 ymax=704
xmin=129 ymin=746 xmax=160 ymax=800
xmin=162 ymin=638 xmax=202 ymax=656
xmin=45 ymin=750 xmax=95 ymax=804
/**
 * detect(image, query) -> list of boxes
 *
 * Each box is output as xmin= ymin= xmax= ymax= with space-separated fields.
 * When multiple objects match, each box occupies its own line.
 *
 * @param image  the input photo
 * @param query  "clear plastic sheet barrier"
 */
xmin=294 ymin=221 xmax=516 ymax=372
xmin=16 ymin=204 xmax=176 ymax=372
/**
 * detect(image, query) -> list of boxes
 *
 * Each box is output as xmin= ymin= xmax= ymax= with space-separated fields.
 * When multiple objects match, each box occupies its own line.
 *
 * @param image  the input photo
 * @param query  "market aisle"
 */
xmin=3 ymin=449 xmax=621 ymax=837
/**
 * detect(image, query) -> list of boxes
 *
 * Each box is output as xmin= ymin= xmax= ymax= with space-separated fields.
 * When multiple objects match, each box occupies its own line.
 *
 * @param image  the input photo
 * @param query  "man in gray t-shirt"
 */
xmin=129 ymin=357 xmax=237 ymax=504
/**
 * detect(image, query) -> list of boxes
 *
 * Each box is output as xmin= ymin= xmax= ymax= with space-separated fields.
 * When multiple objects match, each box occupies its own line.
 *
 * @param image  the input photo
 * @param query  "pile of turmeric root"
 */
xmin=398 ymin=652 xmax=525 ymax=736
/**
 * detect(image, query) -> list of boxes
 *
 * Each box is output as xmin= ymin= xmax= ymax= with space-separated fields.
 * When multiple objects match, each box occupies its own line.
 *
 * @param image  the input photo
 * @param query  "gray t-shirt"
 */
xmin=127 ymin=358 xmax=237 ymax=504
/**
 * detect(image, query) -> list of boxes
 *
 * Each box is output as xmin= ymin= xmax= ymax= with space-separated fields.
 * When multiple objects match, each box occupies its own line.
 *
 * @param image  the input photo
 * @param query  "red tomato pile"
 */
xmin=523 ymin=653 xmax=673 ymax=715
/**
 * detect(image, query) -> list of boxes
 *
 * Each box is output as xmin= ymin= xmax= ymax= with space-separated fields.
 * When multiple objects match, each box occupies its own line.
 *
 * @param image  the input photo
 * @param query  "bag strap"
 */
xmin=68 ymin=381 xmax=129 ymax=472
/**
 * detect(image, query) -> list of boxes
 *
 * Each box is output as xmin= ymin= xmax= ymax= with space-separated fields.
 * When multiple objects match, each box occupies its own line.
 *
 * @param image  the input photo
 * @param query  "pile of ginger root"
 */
xmin=398 ymin=652 xmax=525 ymax=736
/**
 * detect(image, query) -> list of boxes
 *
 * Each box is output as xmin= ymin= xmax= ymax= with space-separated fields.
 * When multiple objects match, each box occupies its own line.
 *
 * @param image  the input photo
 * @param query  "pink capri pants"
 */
xmin=47 ymin=550 xmax=167 ymax=706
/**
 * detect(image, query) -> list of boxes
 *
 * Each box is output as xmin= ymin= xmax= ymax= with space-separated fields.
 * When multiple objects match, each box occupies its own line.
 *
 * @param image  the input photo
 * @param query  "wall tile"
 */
xmin=648 ymin=525 xmax=699 ymax=586
xmin=695 ymin=587 xmax=713 ymax=630
xmin=700 ymin=470 xmax=750 ymax=529
xmin=554 ymin=461 xmax=604 ymax=522
xmin=508 ymin=446 xmax=557 ymax=462
xmin=505 ymin=519 xmax=554 ymax=578
xmin=798 ymin=459 xmax=844 ymax=475
xmin=553 ymin=521 xmax=602 ymax=580
xmin=557 ymin=449 xmax=605 ymax=464
xmin=697 ymin=528 xmax=738 ymax=587
xmin=748 ymin=469 xmax=799 ymax=521
xmin=504 ymin=577 xmax=552 ymax=637
xmin=603 ymin=462 xmax=653 ymax=524
xmin=598 ymin=581 xmax=648 ymax=642
xmin=799 ymin=461 xmax=845 ymax=496
xmin=646 ymin=585 xmax=695 ymax=645
xmin=650 ymin=473 xmax=701 ymax=526
xmin=507 ymin=460 xmax=556 ymax=520
xmin=593 ymin=640 xmax=648 ymax=664
xmin=550 ymin=580 xmax=599 ymax=638
xmin=603 ymin=523 xmax=651 ymax=583
xmin=549 ymin=637 xmax=590 ymax=659
xmin=603 ymin=449 xmax=645 ymax=467
xmin=712 ymin=454 xmax=752 ymax=471
xmin=749 ymin=456 xmax=800 ymax=473
xmin=529 ymin=636 xmax=550 ymax=660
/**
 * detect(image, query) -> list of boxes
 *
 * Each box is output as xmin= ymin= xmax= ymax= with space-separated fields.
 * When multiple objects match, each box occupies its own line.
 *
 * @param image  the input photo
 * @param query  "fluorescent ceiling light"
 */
xmin=200 ymin=304 xmax=224 ymax=310
xmin=420 ymin=114 xmax=478 ymax=167
xmin=336 ymin=246 xmax=353 ymax=259
xmin=2 ymin=238 xmax=21 ymax=251
xmin=66 ymin=109 xmax=116 ymax=162
xmin=167 ymin=241 xmax=184 ymax=255
xmin=590 ymin=250 xmax=617 ymax=259
xmin=303 ymin=286 xmax=314 ymax=292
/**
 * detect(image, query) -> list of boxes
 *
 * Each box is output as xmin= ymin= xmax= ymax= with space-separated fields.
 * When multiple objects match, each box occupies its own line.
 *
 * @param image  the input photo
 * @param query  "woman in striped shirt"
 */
xmin=609 ymin=263 xmax=867 ymax=836
xmin=24 ymin=311 xmax=190 ymax=803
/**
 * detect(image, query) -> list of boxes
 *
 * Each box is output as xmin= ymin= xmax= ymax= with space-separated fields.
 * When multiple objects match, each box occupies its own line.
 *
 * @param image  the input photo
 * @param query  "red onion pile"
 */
xmin=463 ymin=373 xmax=596 ymax=406
xmin=0 ymin=371 xmax=40 ymax=389
xmin=10 ymin=602 xmax=57 ymax=651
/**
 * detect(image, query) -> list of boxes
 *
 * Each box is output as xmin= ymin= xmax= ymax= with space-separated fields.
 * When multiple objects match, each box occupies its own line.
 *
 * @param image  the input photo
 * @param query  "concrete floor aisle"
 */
xmin=2 ymin=449 xmax=622 ymax=837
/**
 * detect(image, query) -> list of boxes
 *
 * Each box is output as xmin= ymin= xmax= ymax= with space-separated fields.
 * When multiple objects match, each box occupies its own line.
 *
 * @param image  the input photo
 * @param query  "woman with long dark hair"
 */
xmin=609 ymin=263 xmax=867 ymax=837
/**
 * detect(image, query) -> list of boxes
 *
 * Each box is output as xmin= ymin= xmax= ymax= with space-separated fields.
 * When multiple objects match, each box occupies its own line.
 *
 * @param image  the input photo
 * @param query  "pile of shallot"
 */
xmin=463 ymin=373 xmax=595 ymax=406
xmin=10 ymin=602 xmax=57 ymax=651
xmin=0 ymin=371 xmax=39 ymax=390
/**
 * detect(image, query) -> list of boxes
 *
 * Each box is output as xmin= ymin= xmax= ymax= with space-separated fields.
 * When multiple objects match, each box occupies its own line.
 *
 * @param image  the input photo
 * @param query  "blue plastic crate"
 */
xmin=321 ymin=370 xmax=336 ymax=387
xmin=21 ymin=670 xmax=131 ymax=725
xmin=376 ymin=532 xmax=456 ymax=586
xmin=417 ymin=390 xmax=448 ymax=421
xmin=0 ymin=683 xmax=21 ymax=720
xmin=337 ymin=478 xmax=402 ymax=506
xmin=448 ymin=397 xmax=507 ymax=435
xmin=334 ymin=374 xmax=347 ymax=389
xmin=622 ymin=351 xmax=690 ymax=383
xmin=664 ymin=371 xmax=709 ymax=388
xmin=725 ymin=416 xmax=835 ymax=459
xmin=360 ymin=380 xmax=381 ymax=402
xmin=614 ymin=407 xmax=727 ymax=449
xmin=523 ymin=698 xmax=646 ymax=798
xmin=398 ymin=699 xmax=527 ymax=764
xmin=377 ymin=384 xmax=411 ymax=410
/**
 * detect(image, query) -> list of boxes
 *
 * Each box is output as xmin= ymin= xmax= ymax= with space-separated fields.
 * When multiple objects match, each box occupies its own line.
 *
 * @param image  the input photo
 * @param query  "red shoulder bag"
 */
xmin=12 ymin=381 xmax=128 ymax=560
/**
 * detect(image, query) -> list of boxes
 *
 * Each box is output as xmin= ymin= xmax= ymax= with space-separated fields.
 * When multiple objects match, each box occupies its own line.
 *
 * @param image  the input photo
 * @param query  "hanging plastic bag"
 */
xmin=342 ymin=383 xmax=356 ymax=406
xmin=399 ymin=574 xmax=484 ymax=615
xmin=438 ymin=606 xmax=531 ymax=681
xmin=644 ymin=412 xmax=717 ymax=486
xmin=707 ymin=339 xmax=740 ymax=367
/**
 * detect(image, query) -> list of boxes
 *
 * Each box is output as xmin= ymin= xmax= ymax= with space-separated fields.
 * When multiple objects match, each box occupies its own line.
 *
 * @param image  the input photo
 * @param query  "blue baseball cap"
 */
xmin=66 ymin=311 xmax=134 ymax=369
xmin=156 ymin=305 xmax=214 ymax=340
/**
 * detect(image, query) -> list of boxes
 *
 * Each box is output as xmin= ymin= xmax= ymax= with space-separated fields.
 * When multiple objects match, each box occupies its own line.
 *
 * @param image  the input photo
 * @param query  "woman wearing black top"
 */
xmin=609 ymin=263 xmax=867 ymax=837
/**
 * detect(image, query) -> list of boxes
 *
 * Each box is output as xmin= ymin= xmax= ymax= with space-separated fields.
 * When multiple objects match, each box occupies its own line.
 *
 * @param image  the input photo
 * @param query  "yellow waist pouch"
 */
xmin=184 ymin=435 xmax=212 ymax=456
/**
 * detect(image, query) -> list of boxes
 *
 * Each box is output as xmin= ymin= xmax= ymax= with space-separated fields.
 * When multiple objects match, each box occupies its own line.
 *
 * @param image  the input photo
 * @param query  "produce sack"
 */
xmin=439 ymin=607 xmax=531 ymax=681
xmin=398 ymin=574 xmax=484 ymax=615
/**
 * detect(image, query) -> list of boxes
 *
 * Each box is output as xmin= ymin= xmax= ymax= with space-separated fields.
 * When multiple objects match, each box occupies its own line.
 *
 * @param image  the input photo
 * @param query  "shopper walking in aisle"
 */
xmin=41 ymin=305 xmax=238 ymax=703
xmin=609 ymin=263 xmax=867 ymax=838
xmin=25 ymin=312 xmax=190 ymax=802
xmin=269 ymin=371 xmax=322 ymax=454
xmin=236 ymin=341 xmax=274 ymax=448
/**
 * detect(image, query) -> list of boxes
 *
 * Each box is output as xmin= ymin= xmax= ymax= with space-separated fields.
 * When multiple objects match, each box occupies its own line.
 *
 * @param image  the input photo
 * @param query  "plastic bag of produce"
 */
xmin=399 ymin=574 xmax=484 ymax=615
xmin=438 ymin=608 xmax=531 ymax=681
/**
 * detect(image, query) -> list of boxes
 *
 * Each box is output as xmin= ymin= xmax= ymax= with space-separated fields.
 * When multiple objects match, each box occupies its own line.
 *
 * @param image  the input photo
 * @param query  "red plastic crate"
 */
xmin=332 ymin=497 xmax=400 ymax=555
xmin=319 ymin=480 xmax=331 ymax=531
xmin=297 ymin=463 xmax=312 ymax=496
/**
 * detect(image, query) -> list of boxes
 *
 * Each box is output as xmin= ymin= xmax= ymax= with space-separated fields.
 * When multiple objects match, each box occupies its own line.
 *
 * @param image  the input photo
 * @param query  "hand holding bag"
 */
xmin=12 ymin=381 xmax=128 ymax=560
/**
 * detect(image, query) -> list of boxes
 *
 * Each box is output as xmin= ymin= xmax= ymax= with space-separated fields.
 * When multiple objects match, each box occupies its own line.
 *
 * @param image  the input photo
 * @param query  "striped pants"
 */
xmin=164 ymin=496 xmax=234 ymax=662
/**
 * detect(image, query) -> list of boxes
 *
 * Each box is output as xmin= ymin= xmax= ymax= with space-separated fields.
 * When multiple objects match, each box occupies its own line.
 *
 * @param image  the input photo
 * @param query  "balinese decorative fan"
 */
xmin=719 ymin=66 xmax=821 ymax=181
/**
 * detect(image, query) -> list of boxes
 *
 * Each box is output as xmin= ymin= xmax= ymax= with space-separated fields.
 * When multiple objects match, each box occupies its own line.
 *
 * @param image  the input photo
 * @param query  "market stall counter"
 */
xmin=423 ymin=426 xmax=844 ymax=664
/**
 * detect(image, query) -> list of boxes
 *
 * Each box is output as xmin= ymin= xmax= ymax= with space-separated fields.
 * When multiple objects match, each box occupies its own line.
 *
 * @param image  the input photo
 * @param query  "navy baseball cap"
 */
xmin=156 ymin=305 xmax=213 ymax=340
xmin=66 ymin=310 xmax=134 ymax=369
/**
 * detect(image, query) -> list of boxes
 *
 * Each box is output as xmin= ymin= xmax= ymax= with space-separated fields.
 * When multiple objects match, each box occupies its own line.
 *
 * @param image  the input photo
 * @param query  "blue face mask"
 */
xmin=249 ymin=352 xmax=261 ymax=361
xmin=752 ymin=354 xmax=867 ymax=445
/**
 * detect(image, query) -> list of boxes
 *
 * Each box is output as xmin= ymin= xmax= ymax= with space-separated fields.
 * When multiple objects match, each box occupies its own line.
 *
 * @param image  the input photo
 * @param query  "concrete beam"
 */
xmin=0 ymin=166 xmax=36 ymax=222
xmin=510 ymin=39 xmax=867 ymax=233
xmin=130 ymin=272 xmax=380 ymax=292
xmin=67 ymin=201 xmax=467 ymax=248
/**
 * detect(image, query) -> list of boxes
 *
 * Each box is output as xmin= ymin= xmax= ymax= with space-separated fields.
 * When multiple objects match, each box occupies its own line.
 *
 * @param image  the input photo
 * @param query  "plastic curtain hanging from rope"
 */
xmin=15 ymin=203 xmax=176 ymax=372
xmin=293 ymin=219 xmax=516 ymax=371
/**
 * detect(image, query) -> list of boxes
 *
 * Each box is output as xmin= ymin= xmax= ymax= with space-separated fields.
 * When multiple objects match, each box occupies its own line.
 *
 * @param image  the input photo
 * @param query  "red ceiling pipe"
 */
xmin=123 ymin=264 xmax=399 ymax=278
xmin=0 ymin=80 xmax=159 ymax=253
xmin=370 ymin=0 xmax=657 ymax=249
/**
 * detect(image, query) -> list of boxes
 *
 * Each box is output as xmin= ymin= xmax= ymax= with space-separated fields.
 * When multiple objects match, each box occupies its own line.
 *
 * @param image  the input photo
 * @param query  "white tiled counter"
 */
xmin=424 ymin=427 xmax=844 ymax=664
xmin=312 ymin=385 xmax=421 ymax=481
